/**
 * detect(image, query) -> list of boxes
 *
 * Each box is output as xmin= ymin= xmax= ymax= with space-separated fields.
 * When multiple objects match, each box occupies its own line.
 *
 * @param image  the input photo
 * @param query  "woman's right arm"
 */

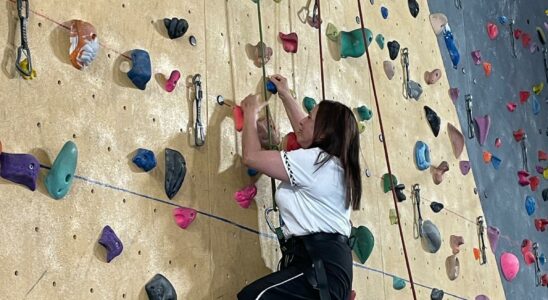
xmin=270 ymin=74 xmax=307 ymax=132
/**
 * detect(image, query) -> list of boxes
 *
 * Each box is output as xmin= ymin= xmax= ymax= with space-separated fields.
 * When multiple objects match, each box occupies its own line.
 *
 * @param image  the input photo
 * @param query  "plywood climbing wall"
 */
xmin=0 ymin=0 xmax=507 ymax=299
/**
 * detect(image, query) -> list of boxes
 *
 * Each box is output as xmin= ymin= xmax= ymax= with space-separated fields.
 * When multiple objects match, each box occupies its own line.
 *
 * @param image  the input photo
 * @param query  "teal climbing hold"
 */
xmin=351 ymin=226 xmax=375 ymax=264
xmin=340 ymin=28 xmax=373 ymax=58
xmin=45 ymin=141 xmax=78 ymax=200
xmin=357 ymin=105 xmax=373 ymax=121
xmin=393 ymin=277 xmax=406 ymax=290
xmin=303 ymin=97 xmax=317 ymax=113
xmin=375 ymin=34 xmax=385 ymax=49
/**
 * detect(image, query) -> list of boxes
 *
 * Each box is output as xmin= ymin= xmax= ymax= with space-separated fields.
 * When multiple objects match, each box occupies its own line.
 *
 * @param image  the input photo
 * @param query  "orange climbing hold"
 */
xmin=483 ymin=62 xmax=492 ymax=76
xmin=233 ymin=106 xmax=244 ymax=132
xmin=473 ymin=248 xmax=481 ymax=260
xmin=483 ymin=151 xmax=492 ymax=163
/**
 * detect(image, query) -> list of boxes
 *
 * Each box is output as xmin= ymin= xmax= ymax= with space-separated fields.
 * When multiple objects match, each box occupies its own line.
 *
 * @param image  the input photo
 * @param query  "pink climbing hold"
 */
xmin=165 ymin=70 xmax=181 ymax=93
xmin=495 ymin=138 xmax=502 ymax=148
xmin=500 ymin=252 xmax=519 ymax=281
xmin=474 ymin=115 xmax=490 ymax=146
xmin=519 ymin=91 xmax=530 ymax=103
xmin=514 ymin=28 xmax=523 ymax=39
xmin=449 ymin=88 xmax=460 ymax=103
xmin=530 ymin=176 xmax=540 ymax=192
xmin=521 ymin=33 xmax=532 ymax=48
xmin=521 ymin=239 xmax=536 ymax=265
xmin=487 ymin=226 xmax=500 ymax=253
xmin=459 ymin=161 xmax=471 ymax=175
xmin=233 ymin=106 xmax=244 ymax=132
xmin=506 ymin=102 xmax=517 ymax=112
xmin=513 ymin=128 xmax=525 ymax=142
xmin=173 ymin=207 xmax=197 ymax=229
xmin=234 ymin=184 xmax=257 ymax=209
xmin=279 ymin=32 xmax=298 ymax=53
xmin=471 ymin=50 xmax=482 ymax=65
xmin=487 ymin=22 xmax=499 ymax=40
xmin=539 ymin=150 xmax=548 ymax=161
xmin=518 ymin=170 xmax=530 ymax=186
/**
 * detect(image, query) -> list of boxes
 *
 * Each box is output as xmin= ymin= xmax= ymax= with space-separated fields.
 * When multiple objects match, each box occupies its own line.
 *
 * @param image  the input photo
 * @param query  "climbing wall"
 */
xmin=0 ymin=0 xmax=508 ymax=299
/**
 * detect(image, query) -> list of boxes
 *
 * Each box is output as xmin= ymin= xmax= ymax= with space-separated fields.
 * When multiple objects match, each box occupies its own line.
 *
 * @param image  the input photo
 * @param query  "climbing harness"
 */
xmin=15 ymin=0 xmax=33 ymax=77
xmin=401 ymin=48 xmax=422 ymax=100
xmin=192 ymin=74 xmax=205 ymax=147
xmin=412 ymin=184 xmax=423 ymax=239
xmin=465 ymin=94 xmax=475 ymax=139
xmin=521 ymin=133 xmax=529 ymax=172
xmin=476 ymin=216 xmax=487 ymax=265
xmin=509 ymin=19 xmax=518 ymax=58
xmin=454 ymin=0 xmax=462 ymax=10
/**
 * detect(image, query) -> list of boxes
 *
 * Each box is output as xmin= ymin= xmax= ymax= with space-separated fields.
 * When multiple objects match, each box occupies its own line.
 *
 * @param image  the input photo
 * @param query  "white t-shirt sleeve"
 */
xmin=280 ymin=148 xmax=317 ymax=187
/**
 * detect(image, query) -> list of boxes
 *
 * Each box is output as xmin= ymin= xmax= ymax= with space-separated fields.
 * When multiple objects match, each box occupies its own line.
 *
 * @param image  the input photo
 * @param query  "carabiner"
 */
xmin=193 ymin=74 xmax=205 ymax=147
xmin=15 ymin=0 xmax=32 ymax=77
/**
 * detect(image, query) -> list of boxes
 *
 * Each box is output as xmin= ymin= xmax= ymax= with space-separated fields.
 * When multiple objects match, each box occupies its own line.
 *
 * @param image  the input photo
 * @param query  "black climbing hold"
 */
xmin=430 ymin=202 xmax=444 ymax=213
xmin=145 ymin=274 xmax=177 ymax=300
xmin=424 ymin=106 xmax=441 ymax=137
xmin=387 ymin=40 xmax=400 ymax=60
xmin=163 ymin=17 xmax=189 ymax=39
xmin=165 ymin=148 xmax=186 ymax=200
xmin=408 ymin=0 xmax=419 ymax=18
xmin=395 ymin=184 xmax=406 ymax=202
xmin=543 ymin=188 xmax=548 ymax=202
xmin=189 ymin=35 xmax=197 ymax=46
xmin=431 ymin=288 xmax=444 ymax=300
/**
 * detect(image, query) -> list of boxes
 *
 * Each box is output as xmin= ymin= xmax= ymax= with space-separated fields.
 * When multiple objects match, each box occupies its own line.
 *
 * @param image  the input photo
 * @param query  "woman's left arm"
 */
xmin=241 ymin=94 xmax=290 ymax=182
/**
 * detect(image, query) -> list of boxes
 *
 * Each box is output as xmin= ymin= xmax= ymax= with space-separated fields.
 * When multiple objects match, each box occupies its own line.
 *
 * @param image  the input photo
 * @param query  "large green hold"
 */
xmin=357 ymin=105 xmax=373 ymax=121
xmin=351 ymin=226 xmax=374 ymax=264
xmin=393 ymin=276 xmax=406 ymax=290
xmin=340 ymin=28 xmax=373 ymax=58
xmin=382 ymin=173 xmax=398 ymax=193
xmin=303 ymin=97 xmax=317 ymax=113
xmin=45 ymin=141 xmax=78 ymax=200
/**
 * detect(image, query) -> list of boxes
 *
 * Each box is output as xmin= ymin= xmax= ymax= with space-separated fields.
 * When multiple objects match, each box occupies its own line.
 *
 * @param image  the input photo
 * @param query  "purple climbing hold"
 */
xmin=475 ymin=295 xmax=490 ymax=300
xmin=449 ymin=88 xmax=459 ymax=104
xmin=98 ymin=225 xmax=123 ymax=263
xmin=487 ymin=226 xmax=500 ymax=253
xmin=536 ymin=165 xmax=544 ymax=174
xmin=0 ymin=152 xmax=40 ymax=191
xmin=459 ymin=161 xmax=470 ymax=175
xmin=474 ymin=115 xmax=491 ymax=146
xmin=471 ymin=50 xmax=482 ymax=65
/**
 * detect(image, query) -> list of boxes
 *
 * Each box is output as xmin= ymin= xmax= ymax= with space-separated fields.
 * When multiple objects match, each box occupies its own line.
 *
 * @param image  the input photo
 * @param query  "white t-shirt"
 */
xmin=276 ymin=147 xmax=352 ymax=238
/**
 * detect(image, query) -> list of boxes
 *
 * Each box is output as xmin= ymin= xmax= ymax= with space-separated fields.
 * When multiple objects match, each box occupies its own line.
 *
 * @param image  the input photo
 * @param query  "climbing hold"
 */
xmin=392 ymin=277 xmax=405 ymax=290
xmin=395 ymin=184 xmax=406 ymax=202
xmin=431 ymin=161 xmax=449 ymax=185
xmin=487 ymin=226 xmax=500 ymax=253
xmin=414 ymin=141 xmax=431 ymax=171
xmin=173 ymin=207 xmax=197 ymax=229
xmin=340 ymin=28 xmax=372 ymax=58
xmin=474 ymin=115 xmax=490 ymax=146
xmin=326 ymin=23 xmax=339 ymax=41
xmin=513 ymin=28 xmax=522 ymax=39
xmin=525 ymin=196 xmax=536 ymax=216
xmin=98 ymin=225 xmax=123 ymax=263
xmin=387 ymin=40 xmax=400 ymax=60
xmin=381 ymin=6 xmax=389 ymax=19
xmin=498 ymin=15 xmax=508 ymax=25
xmin=487 ymin=22 xmax=499 ymax=40
xmin=163 ymin=17 xmax=189 ymax=39
xmin=521 ymin=33 xmax=532 ymax=48
xmin=471 ymin=50 xmax=482 ymax=65
xmin=476 ymin=296 xmax=490 ymax=300
xmin=234 ymin=184 xmax=257 ymax=209
xmin=389 ymin=209 xmax=398 ymax=225
xmin=539 ymin=150 xmax=548 ymax=161
xmin=383 ymin=61 xmax=395 ymax=80
xmin=431 ymin=288 xmax=444 ymax=300
xmin=356 ymin=105 xmax=372 ymax=121
xmin=247 ymin=168 xmax=258 ymax=177
xmin=482 ymin=151 xmax=492 ymax=163
xmin=189 ymin=35 xmax=197 ymax=46
xmin=491 ymin=155 xmax=502 ymax=170
xmin=459 ymin=161 xmax=470 ymax=175
xmin=424 ymin=69 xmax=442 ymax=85
xmin=517 ymin=170 xmax=530 ymax=186
xmin=545 ymin=168 xmax=548 ymax=180
xmin=132 ymin=148 xmax=157 ymax=172
xmin=351 ymin=226 xmax=374 ymax=264
xmin=495 ymin=138 xmax=502 ymax=148
xmin=382 ymin=173 xmax=398 ymax=193
xmin=279 ymin=32 xmax=298 ymax=53
xmin=443 ymin=25 xmax=460 ymax=68
xmin=445 ymin=254 xmax=460 ymax=281
xmin=69 ymin=20 xmax=99 ymax=70
xmin=145 ymin=274 xmax=177 ymax=300
xmin=535 ymin=218 xmax=548 ymax=232
xmin=0 ymin=152 xmax=40 ymax=191
xmin=447 ymin=123 xmax=464 ymax=159
xmin=482 ymin=62 xmax=492 ymax=77
xmin=536 ymin=165 xmax=544 ymax=174
xmin=165 ymin=70 xmax=181 ymax=93
xmin=537 ymin=27 xmax=546 ymax=45
xmin=540 ymin=253 xmax=547 ymax=264
xmin=423 ymin=106 xmax=440 ymax=137
xmin=513 ymin=128 xmax=525 ymax=142
xmin=266 ymin=80 xmax=278 ymax=94
xmin=429 ymin=13 xmax=448 ymax=35
xmin=530 ymin=176 xmax=540 ymax=192
xmin=233 ymin=106 xmax=244 ymax=132
xmin=253 ymin=41 xmax=273 ymax=67
xmin=18 ymin=58 xmax=36 ymax=80
xmin=449 ymin=87 xmax=459 ymax=103
xmin=521 ymin=239 xmax=535 ymax=265
xmin=529 ymin=42 xmax=539 ymax=53
xmin=283 ymin=132 xmax=301 ymax=151
xmin=500 ymin=252 xmax=519 ymax=281
xmin=375 ymin=34 xmax=384 ymax=49
xmin=506 ymin=102 xmax=517 ymax=112
xmin=542 ymin=274 xmax=548 ymax=287
xmin=127 ymin=49 xmax=152 ymax=90
xmin=421 ymin=220 xmax=441 ymax=253
xmin=532 ymin=95 xmax=541 ymax=115
xmin=473 ymin=248 xmax=481 ymax=260
xmin=430 ymin=202 xmax=444 ymax=213
xmin=450 ymin=235 xmax=464 ymax=255
xmin=520 ymin=91 xmax=530 ymax=103
xmin=408 ymin=0 xmax=419 ymax=18
xmin=45 ymin=141 xmax=78 ymax=200
xmin=165 ymin=148 xmax=186 ymax=200
xmin=303 ymin=97 xmax=316 ymax=113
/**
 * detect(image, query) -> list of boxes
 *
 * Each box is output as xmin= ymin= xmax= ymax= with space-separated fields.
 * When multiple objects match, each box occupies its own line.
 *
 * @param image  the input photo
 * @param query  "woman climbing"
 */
xmin=237 ymin=74 xmax=362 ymax=300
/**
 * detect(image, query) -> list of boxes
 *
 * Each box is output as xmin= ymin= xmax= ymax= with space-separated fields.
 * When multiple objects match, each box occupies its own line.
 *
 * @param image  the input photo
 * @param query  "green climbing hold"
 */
xmin=340 ymin=28 xmax=373 ymax=58
xmin=382 ymin=173 xmax=398 ymax=193
xmin=326 ymin=23 xmax=340 ymax=41
xmin=303 ymin=97 xmax=317 ymax=113
xmin=45 ymin=141 xmax=78 ymax=200
xmin=375 ymin=34 xmax=385 ymax=49
xmin=393 ymin=277 xmax=406 ymax=290
xmin=357 ymin=105 xmax=373 ymax=121
xmin=351 ymin=226 xmax=374 ymax=264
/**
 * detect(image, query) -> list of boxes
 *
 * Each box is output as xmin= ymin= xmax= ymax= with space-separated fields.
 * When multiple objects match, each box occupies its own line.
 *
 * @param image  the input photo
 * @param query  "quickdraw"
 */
xmin=465 ymin=94 xmax=475 ymax=139
xmin=509 ymin=19 xmax=518 ymax=58
xmin=15 ymin=0 xmax=33 ymax=77
xmin=454 ymin=0 xmax=462 ymax=10
xmin=401 ymin=48 xmax=422 ymax=100
xmin=521 ymin=133 xmax=529 ymax=172
xmin=192 ymin=74 xmax=205 ymax=147
xmin=476 ymin=216 xmax=487 ymax=265
xmin=412 ymin=184 xmax=423 ymax=239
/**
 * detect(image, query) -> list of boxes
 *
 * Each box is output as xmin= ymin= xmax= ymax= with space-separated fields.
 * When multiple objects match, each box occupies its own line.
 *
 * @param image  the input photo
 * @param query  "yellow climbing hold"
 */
xmin=358 ymin=122 xmax=366 ymax=134
xmin=544 ymin=168 xmax=548 ymax=180
xmin=389 ymin=209 xmax=398 ymax=225
xmin=326 ymin=23 xmax=340 ymax=41
xmin=533 ymin=82 xmax=544 ymax=95
xmin=18 ymin=58 xmax=36 ymax=80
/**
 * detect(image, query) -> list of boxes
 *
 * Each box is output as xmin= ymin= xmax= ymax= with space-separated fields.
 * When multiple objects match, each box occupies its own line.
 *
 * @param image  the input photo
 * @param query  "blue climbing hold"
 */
xmin=127 ymin=49 xmax=152 ymax=90
xmin=381 ymin=7 xmax=389 ymax=19
xmin=132 ymin=148 xmax=157 ymax=172
xmin=266 ymin=80 xmax=278 ymax=94
xmin=525 ymin=195 xmax=536 ymax=216
xmin=498 ymin=16 xmax=508 ymax=25
xmin=491 ymin=155 xmax=502 ymax=170
xmin=531 ymin=95 xmax=541 ymax=115
xmin=247 ymin=168 xmax=258 ymax=176
xmin=443 ymin=25 xmax=460 ymax=69
xmin=540 ymin=253 xmax=546 ymax=265
xmin=414 ymin=141 xmax=431 ymax=171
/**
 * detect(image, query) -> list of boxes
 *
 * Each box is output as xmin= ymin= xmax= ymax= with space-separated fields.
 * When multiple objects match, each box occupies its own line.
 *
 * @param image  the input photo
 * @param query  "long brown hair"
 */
xmin=310 ymin=100 xmax=362 ymax=210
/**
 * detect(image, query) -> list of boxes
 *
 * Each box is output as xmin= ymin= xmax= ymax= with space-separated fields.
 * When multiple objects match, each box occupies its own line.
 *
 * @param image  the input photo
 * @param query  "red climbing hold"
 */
xmin=513 ymin=128 xmax=525 ymax=142
xmin=521 ymin=239 xmax=536 ymax=265
xmin=234 ymin=184 xmax=257 ymax=209
xmin=173 ymin=207 xmax=197 ymax=229
xmin=495 ymin=138 xmax=502 ymax=148
xmin=506 ymin=102 xmax=517 ymax=112
xmin=539 ymin=150 xmax=548 ymax=161
xmin=542 ymin=274 xmax=548 ymax=287
xmin=349 ymin=290 xmax=356 ymax=300
xmin=535 ymin=218 xmax=548 ymax=232
xmin=520 ymin=91 xmax=530 ymax=103
xmin=530 ymin=176 xmax=540 ymax=191
xmin=483 ymin=62 xmax=492 ymax=77
xmin=284 ymin=132 xmax=302 ymax=152
xmin=487 ymin=22 xmax=499 ymax=40
xmin=279 ymin=32 xmax=298 ymax=53
xmin=522 ymin=33 xmax=532 ymax=48
xmin=518 ymin=170 xmax=530 ymax=186
xmin=233 ymin=106 xmax=244 ymax=132
xmin=514 ymin=29 xmax=523 ymax=39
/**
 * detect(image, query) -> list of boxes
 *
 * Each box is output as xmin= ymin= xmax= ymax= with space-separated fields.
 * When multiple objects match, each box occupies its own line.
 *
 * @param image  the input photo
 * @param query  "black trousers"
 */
xmin=238 ymin=233 xmax=353 ymax=300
